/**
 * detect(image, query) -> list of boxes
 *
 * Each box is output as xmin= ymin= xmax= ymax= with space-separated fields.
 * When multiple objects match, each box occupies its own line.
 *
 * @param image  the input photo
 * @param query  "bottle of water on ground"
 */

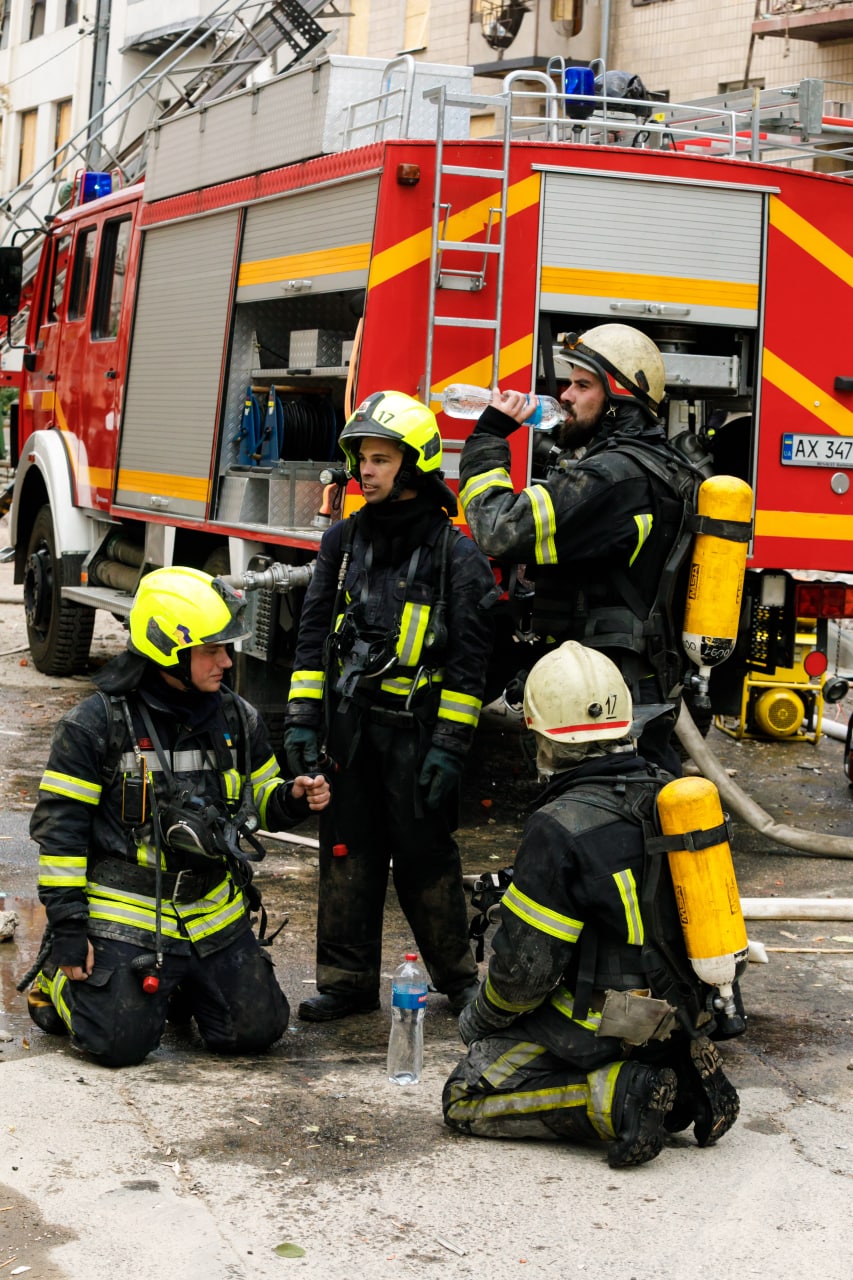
xmin=440 ymin=383 xmax=565 ymax=429
xmin=387 ymin=953 xmax=428 ymax=1085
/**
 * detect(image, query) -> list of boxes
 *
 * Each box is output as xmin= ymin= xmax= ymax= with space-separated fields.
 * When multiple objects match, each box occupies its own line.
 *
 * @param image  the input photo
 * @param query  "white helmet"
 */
xmin=553 ymin=323 xmax=666 ymax=418
xmin=523 ymin=641 xmax=633 ymax=744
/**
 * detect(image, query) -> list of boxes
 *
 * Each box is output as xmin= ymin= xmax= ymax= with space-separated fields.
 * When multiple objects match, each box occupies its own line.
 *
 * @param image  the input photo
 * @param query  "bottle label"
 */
xmin=526 ymin=396 xmax=542 ymax=427
xmin=392 ymin=989 xmax=427 ymax=1010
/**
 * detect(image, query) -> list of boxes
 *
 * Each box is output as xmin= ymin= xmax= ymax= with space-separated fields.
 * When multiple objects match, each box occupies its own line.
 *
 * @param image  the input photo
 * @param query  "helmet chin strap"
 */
xmin=172 ymin=648 xmax=196 ymax=690
xmin=384 ymin=446 xmax=420 ymax=501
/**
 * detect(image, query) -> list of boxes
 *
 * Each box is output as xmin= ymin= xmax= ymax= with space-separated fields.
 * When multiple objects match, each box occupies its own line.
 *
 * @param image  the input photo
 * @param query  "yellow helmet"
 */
xmin=339 ymin=391 xmax=442 ymax=480
xmin=556 ymin=323 xmax=666 ymax=417
xmin=523 ymin=641 xmax=633 ymax=743
xmin=128 ymin=567 xmax=251 ymax=668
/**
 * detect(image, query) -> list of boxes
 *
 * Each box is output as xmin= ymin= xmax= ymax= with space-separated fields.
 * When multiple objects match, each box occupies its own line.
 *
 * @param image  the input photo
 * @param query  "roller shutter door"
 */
xmin=540 ymin=171 xmax=765 ymax=328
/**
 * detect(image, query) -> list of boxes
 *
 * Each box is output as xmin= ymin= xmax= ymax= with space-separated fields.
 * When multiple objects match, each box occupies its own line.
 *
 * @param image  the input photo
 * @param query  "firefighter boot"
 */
xmin=448 ymin=981 xmax=481 ymax=1016
xmin=298 ymin=991 xmax=380 ymax=1022
xmin=608 ymin=1063 xmax=677 ymax=1169
xmin=664 ymin=1036 xmax=740 ymax=1146
xmin=27 ymin=968 xmax=68 ymax=1037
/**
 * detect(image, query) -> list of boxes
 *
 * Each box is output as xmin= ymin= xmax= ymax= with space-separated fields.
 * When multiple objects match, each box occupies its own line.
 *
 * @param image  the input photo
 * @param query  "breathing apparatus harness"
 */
xmin=101 ymin=688 xmax=279 ymax=986
xmin=465 ymin=769 xmax=745 ymax=1042
xmin=17 ymin=687 xmax=281 ymax=998
xmin=322 ymin=514 xmax=458 ymax=730
xmin=550 ymin=434 xmax=705 ymax=701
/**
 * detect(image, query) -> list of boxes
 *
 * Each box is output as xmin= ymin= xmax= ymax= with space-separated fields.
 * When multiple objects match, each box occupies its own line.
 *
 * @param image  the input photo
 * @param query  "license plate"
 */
xmin=781 ymin=433 xmax=853 ymax=468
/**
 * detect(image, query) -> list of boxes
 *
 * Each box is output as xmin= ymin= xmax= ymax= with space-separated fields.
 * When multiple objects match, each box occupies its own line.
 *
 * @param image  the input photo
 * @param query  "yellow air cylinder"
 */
xmin=682 ymin=475 xmax=753 ymax=688
xmin=656 ymin=775 xmax=748 ymax=1014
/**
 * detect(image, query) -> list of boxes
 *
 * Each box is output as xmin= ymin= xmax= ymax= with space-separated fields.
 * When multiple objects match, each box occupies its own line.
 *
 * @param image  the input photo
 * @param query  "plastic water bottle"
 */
xmin=440 ymin=383 xmax=565 ymax=430
xmin=387 ymin=953 xmax=428 ymax=1085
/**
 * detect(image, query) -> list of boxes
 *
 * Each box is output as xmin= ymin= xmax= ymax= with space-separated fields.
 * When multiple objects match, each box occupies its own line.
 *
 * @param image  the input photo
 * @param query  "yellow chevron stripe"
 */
xmin=755 ymin=509 xmax=853 ymax=542
xmin=769 ymin=196 xmax=853 ymax=287
xmin=116 ymin=469 xmax=210 ymax=502
xmin=368 ymin=174 xmax=541 ymax=290
xmin=238 ymin=242 xmax=372 ymax=287
xmin=762 ymin=349 xmax=853 ymax=437
xmin=427 ymin=334 xmax=535 ymax=409
xmin=540 ymin=266 xmax=758 ymax=311
xmin=83 ymin=467 xmax=114 ymax=488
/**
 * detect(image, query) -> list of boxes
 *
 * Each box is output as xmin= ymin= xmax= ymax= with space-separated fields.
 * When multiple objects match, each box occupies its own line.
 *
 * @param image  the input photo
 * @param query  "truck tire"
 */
xmin=24 ymin=504 xmax=95 ymax=675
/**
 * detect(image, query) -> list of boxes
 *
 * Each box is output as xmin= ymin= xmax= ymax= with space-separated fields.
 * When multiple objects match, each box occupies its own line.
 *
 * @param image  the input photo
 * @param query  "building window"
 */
xmin=402 ymin=0 xmax=428 ymax=50
xmin=64 ymin=0 xmax=77 ymax=25
xmin=719 ymin=79 xmax=765 ymax=94
xmin=17 ymin=110 xmax=38 ymax=185
xmin=28 ymin=0 xmax=46 ymax=39
xmin=0 ymin=0 xmax=11 ymax=50
xmin=551 ymin=0 xmax=583 ymax=33
xmin=54 ymin=99 xmax=73 ymax=180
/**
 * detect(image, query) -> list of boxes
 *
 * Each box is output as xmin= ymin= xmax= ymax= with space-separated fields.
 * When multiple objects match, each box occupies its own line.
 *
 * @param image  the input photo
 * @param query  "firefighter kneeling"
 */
xmin=443 ymin=641 xmax=742 ymax=1167
xmin=24 ymin=567 xmax=329 ymax=1068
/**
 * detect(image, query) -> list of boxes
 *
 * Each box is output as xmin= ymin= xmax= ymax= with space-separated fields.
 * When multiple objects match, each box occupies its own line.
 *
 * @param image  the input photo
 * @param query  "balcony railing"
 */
xmin=752 ymin=1 xmax=853 ymax=43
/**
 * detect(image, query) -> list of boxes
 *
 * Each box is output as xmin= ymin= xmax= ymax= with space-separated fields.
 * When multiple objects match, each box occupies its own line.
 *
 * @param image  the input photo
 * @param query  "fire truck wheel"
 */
xmin=23 ymin=504 xmax=95 ymax=676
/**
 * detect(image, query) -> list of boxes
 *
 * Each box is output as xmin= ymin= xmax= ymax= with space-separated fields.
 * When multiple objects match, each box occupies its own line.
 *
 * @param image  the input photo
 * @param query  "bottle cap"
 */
xmin=332 ymin=843 xmax=349 ymax=857
xmin=405 ymin=952 xmax=418 ymax=961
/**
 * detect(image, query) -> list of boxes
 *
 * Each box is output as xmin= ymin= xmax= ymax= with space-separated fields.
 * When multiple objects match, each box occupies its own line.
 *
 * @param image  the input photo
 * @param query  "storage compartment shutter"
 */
xmin=540 ymin=172 xmax=764 ymax=327
xmin=115 ymin=210 xmax=240 ymax=518
xmin=236 ymin=177 xmax=380 ymax=302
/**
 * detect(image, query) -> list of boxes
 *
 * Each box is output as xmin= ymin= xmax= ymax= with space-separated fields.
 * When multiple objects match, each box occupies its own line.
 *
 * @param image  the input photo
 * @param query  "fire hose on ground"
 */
xmin=676 ymin=700 xmax=853 ymax=860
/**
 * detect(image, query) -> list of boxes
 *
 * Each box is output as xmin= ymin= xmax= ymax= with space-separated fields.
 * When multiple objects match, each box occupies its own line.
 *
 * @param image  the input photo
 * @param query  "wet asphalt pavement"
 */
xmin=0 ymin=537 xmax=852 ymax=1279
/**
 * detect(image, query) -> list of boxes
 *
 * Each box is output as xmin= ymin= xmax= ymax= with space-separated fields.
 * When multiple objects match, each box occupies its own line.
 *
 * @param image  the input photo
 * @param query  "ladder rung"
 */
xmin=438 ymin=240 xmax=502 ymax=254
xmin=434 ymin=316 xmax=499 ymax=330
xmin=441 ymin=164 xmax=505 ymax=179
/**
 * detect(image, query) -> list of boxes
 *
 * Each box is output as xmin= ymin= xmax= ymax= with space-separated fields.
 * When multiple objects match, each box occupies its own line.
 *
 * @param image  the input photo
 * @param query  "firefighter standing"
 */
xmin=26 ymin=567 xmax=329 ymax=1067
xmin=443 ymin=641 xmax=741 ymax=1168
xmin=459 ymin=323 xmax=695 ymax=775
xmin=284 ymin=391 xmax=497 ymax=1022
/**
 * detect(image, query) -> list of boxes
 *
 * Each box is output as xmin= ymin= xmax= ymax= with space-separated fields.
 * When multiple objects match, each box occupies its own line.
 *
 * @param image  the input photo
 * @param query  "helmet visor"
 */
xmin=203 ymin=578 xmax=252 ymax=646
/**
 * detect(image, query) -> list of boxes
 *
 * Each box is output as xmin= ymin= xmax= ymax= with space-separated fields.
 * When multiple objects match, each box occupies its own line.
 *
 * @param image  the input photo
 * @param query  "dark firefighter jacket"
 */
xmin=286 ymin=501 xmax=497 ymax=755
xmin=458 ymin=405 xmax=693 ymax=699
xmin=32 ymin=674 xmax=309 ymax=964
xmin=460 ymin=753 xmax=702 ymax=1057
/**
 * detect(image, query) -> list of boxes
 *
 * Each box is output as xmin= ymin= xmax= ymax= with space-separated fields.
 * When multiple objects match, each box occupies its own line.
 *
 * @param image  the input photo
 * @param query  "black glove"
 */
xmin=418 ymin=745 xmax=464 ymax=811
xmin=49 ymin=917 xmax=90 ymax=969
xmin=458 ymin=996 xmax=484 ymax=1046
xmin=472 ymin=404 xmax=523 ymax=440
xmin=284 ymin=726 xmax=320 ymax=778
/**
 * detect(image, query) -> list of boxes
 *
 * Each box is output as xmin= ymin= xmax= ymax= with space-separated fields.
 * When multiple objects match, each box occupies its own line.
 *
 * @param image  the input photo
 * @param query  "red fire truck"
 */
xmin=4 ymin=56 xmax=853 ymax=738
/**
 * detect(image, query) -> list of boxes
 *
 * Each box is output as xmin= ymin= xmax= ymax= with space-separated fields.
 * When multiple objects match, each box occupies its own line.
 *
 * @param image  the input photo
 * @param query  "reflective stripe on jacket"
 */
xmin=31 ymin=681 xmax=305 ymax=957
xmin=463 ymin=755 xmax=692 ymax=1057
xmin=286 ymin=507 xmax=495 ymax=752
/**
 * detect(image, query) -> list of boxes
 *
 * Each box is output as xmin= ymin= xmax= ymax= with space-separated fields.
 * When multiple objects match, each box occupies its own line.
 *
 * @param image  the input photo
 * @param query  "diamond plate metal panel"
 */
xmin=145 ymin=55 xmax=472 ymax=202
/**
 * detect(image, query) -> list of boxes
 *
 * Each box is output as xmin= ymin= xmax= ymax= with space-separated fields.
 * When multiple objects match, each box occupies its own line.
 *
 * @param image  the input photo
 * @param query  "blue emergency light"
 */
xmin=564 ymin=66 xmax=595 ymax=121
xmin=80 ymin=171 xmax=112 ymax=203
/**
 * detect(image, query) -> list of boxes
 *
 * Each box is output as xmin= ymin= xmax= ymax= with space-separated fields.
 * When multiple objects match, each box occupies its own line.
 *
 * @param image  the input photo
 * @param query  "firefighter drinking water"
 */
xmin=285 ymin=391 xmax=497 ymax=1022
xmin=459 ymin=323 xmax=700 ymax=776
xmin=443 ymin=641 xmax=742 ymax=1167
xmin=25 ymin=567 xmax=329 ymax=1067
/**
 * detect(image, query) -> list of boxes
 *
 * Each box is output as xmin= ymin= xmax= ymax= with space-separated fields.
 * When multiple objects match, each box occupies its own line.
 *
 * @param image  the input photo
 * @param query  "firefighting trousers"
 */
xmin=315 ymin=711 xmax=478 ymax=1000
xmin=442 ymin=1032 xmax=631 ymax=1143
xmin=40 ymin=929 xmax=289 ymax=1068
